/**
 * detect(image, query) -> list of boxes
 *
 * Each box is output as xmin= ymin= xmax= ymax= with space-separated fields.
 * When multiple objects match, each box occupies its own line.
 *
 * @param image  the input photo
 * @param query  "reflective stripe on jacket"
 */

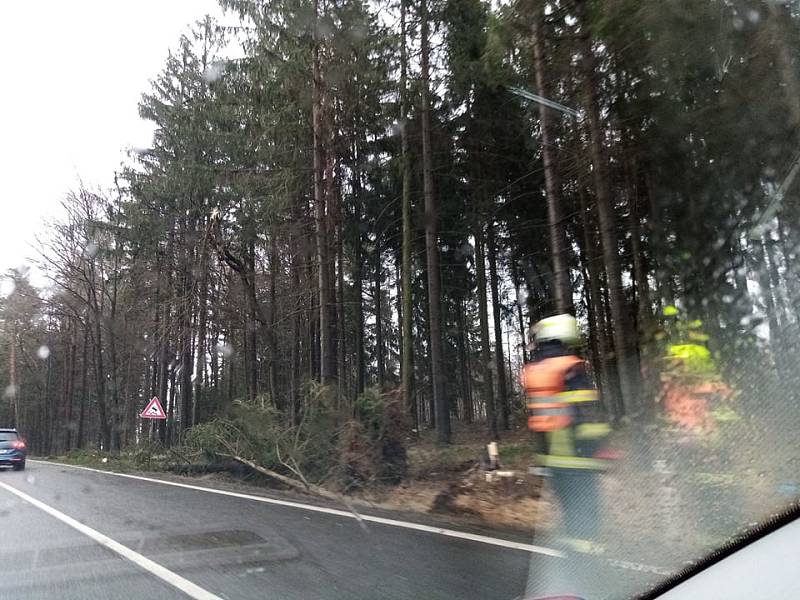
xmin=522 ymin=355 xmax=583 ymax=432
xmin=522 ymin=355 xmax=610 ymax=471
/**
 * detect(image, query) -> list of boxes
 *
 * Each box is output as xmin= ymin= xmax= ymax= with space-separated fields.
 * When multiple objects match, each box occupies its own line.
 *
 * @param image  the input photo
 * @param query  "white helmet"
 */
xmin=532 ymin=314 xmax=581 ymax=346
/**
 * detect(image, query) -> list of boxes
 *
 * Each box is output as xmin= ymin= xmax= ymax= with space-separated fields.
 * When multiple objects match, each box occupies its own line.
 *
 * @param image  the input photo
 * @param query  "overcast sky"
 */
xmin=0 ymin=0 xmax=222 ymax=283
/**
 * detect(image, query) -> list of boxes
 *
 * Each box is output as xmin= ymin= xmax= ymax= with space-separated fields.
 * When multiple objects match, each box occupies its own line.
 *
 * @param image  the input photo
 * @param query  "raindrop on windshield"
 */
xmin=0 ymin=278 xmax=16 ymax=296
xmin=84 ymin=241 xmax=100 ymax=259
xmin=391 ymin=120 xmax=405 ymax=137
xmin=202 ymin=61 xmax=226 ymax=84
xmin=217 ymin=342 xmax=234 ymax=358
xmin=37 ymin=345 xmax=50 ymax=360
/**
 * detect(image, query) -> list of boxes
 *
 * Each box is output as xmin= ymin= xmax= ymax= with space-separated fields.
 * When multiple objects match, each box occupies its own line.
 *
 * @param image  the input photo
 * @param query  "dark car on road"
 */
xmin=0 ymin=429 xmax=26 ymax=470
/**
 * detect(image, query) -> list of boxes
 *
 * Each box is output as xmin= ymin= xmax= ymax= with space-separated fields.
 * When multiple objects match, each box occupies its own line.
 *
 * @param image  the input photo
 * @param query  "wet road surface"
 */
xmin=0 ymin=461 xmax=531 ymax=600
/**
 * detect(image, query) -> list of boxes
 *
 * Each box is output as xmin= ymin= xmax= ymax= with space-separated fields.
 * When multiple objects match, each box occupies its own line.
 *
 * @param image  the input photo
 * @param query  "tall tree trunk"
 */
xmin=44 ymin=320 xmax=53 ymax=454
xmin=418 ymin=263 xmax=435 ymax=428
xmin=765 ymin=236 xmax=789 ymax=327
xmin=168 ymin=361 xmax=177 ymax=446
xmin=108 ymin=258 xmax=122 ymax=450
xmin=91 ymin=319 xmax=111 ymax=450
xmin=456 ymin=299 xmax=473 ymax=424
xmin=86 ymin=258 xmax=112 ymax=451
xmin=400 ymin=0 xmax=415 ymax=420
xmin=159 ymin=219 xmax=175 ymax=443
xmin=194 ymin=217 xmax=210 ymax=424
xmin=512 ymin=264 xmax=528 ymax=364
xmin=374 ymin=239 xmax=385 ymax=388
xmin=158 ymin=308 xmax=171 ymax=444
xmin=245 ymin=237 xmax=258 ymax=404
xmin=8 ymin=323 xmax=18 ymax=429
xmin=420 ymin=0 xmax=450 ymax=443
xmin=626 ymin=158 xmax=658 ymax=402
xmin=578 ymin=186 xmax=619 ymax=418
xmin=395 ymin=257 xmax=404 ymax=393
xmin=354 ymin=228 xmax=366 ymax=396
xmin=289 ymin=225 xmax=303 ymax=422
xmin=180 ymin=218 xmax=195 ymax=432
xmin=313 ymin=0 xmax=335 ymax=385
xmin=532 ymin=5 xmax=572 ymax=313
xmin=644 ymin=175 xmax=675 ymax=309
xmin=336 ymin=232 xmax=350 ymax=402
xmin=575 ymin=1 xmax=641 ymax=416
xmin=626 ymin=162 xmax=652 ymax=336
xmin=65 ymin=320 xmax=77 ymax=450
xmin=475 ymin=223 xmax=498 ymax=440
xmin=753 ymin=238 xmax=782 ymax=358
xmin=77 ymin=325 xmax=89 ymax=449
xmin=326 ymin=135 xmax=339 ymax=386
xmin=336 ymin=221 xmax=347 ymax=401
xmin=488 ymin=222 xmax=509 ymax=430
xmin=268 ymin=235 xmax=280 ymax=408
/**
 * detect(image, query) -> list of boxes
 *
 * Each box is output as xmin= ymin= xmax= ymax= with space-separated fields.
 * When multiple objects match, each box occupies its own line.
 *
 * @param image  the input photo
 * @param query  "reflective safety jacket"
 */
xmin=522 ymin=353 xmax=611 ymax=471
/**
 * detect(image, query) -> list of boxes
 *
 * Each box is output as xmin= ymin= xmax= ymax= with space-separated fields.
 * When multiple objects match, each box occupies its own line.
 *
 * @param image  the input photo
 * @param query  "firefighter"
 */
xmin=521 ymin=314 xmax=611 ymax=552
xmin=658 ymin=307 xmax=735 ymax=432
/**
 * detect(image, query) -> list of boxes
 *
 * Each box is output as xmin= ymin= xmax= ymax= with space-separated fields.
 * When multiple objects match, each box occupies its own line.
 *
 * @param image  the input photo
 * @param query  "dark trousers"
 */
xmin=524 ymin=469 xmax=604 ymax=599
xmin=550 ymin=467 xmax=602 ymax=541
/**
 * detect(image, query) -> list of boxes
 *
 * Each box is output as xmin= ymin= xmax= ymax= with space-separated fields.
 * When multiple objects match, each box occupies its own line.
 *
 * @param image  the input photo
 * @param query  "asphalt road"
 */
xmin=0 ymin=461 xmax=536 ymax=600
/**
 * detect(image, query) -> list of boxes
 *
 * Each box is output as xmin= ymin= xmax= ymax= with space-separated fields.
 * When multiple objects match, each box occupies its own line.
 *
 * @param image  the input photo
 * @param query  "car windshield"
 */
xmin=1 ymin=1 xmax=799 ymax=599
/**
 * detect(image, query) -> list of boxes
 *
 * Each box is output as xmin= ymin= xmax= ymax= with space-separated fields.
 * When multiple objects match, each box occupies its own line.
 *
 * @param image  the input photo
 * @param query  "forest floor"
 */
xmin=41 ymin=422 xmax=549 ymax=535
xmin=358 ymin=422 xmax=549 ymax=533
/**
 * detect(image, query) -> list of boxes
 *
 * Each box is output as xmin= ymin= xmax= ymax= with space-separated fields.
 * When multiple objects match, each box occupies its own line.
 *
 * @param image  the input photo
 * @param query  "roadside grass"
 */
xmin=45 ymin=444 xmax=176 ymax=473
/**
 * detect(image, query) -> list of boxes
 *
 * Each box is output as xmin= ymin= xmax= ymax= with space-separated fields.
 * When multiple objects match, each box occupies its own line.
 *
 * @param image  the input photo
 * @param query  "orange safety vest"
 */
xmin=522 ymin=355 xmax=584 ymax=432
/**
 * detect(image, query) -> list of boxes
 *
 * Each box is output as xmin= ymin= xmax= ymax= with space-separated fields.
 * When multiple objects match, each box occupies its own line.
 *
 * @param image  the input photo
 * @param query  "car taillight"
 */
xmin=12 ymin=441 xmax=25 ymax=450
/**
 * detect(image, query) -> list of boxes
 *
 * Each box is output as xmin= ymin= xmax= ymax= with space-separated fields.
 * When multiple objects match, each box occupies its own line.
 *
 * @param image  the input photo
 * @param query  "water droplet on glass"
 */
xmin=746 ymin=9 xmax=760 ymax=23
xmin=84 ymin=241 xmax=99 ymax=259
xmin=202 ymin=61 xmax=226 ymax=84
xmin=0 ymin=278 xmax=16 ymax=296
xmin=391 ymin=119 xmax=405 ymax=137
xmin=217 ymin=342 xmax=234 ymax=358
xmin=3 ymin=385 xmax=17 ymax=399
xmin=26 ymin=474 xmax=36 ymax=485
xmin=37 ymin=346 xmax=50 ymax=360
xmin=349 ymin=23 xmax=367 ymax=42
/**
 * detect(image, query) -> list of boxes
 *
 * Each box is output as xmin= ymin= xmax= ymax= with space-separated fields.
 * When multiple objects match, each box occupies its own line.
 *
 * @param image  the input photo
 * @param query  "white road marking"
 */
xmin=30 ymin=460 xmax=565 ymax=558
xmin=0 ymin=480 xmax=223 ymax=600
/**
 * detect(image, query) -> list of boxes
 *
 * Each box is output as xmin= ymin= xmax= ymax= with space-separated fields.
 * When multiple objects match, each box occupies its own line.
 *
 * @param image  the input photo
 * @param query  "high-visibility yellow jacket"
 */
xmin=522 ymin=350 xmax=611 ymax=471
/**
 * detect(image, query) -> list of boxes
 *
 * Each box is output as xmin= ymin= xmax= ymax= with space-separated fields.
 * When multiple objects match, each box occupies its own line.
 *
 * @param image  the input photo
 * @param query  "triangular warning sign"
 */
xmin=140 ymin=396 xmax=167 ymax=420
